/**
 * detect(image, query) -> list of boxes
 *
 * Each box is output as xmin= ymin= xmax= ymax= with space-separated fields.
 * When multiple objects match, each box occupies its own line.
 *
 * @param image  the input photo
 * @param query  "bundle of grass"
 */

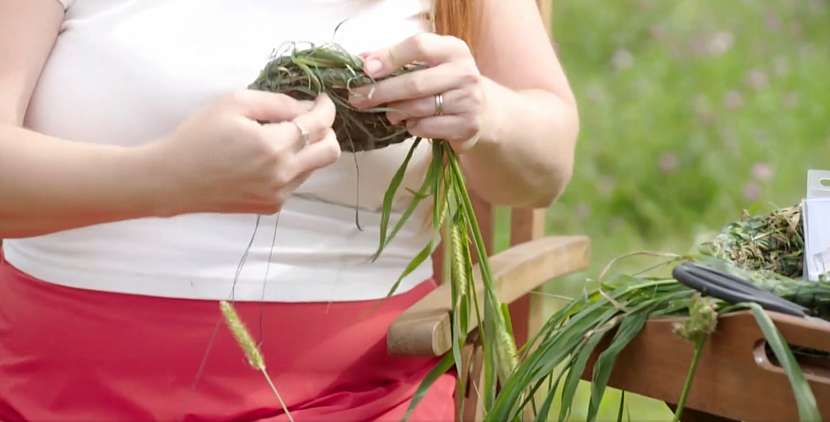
xmin=248 ymin=43 xmax=419 ymax=152
xmin=700 ymin=206 xmax=803 ymax=277
xmin=238 ymin=43 xmax=517 ymax=420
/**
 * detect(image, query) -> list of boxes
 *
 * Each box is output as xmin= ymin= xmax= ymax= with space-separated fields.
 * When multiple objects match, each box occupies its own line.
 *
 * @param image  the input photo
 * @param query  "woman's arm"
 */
xmin=351 ymin=0 xmax=578 ymax=208
xmin=0 ymin=0 xmax=340 ymax=238
xmin=462 ymin=0 xmax=578 ymax=208
xmin=0 ymin=0 xmax=158 ymax=236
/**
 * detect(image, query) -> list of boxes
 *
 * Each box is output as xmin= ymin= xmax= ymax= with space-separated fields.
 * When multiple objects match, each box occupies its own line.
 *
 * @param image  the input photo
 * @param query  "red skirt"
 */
xmin=0 ymin=257 xmax=455 ymax=421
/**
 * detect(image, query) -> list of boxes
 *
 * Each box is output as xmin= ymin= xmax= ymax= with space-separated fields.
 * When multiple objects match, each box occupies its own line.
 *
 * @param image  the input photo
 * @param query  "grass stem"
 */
xmin=261 ymin=368 xmax=295 ymax=422
xmin=673 ymin=337 xmax=705 ymax=422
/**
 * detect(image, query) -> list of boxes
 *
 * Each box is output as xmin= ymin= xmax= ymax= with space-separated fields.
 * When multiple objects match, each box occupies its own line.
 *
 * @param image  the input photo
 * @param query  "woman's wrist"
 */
xmin=129 ymin=141 xmax=189 ymax=218
xmin=471 ymin=77 xmax=508 ymax=151
xmin=460 ymin=78 xmax=518 ymax=173
xmin=457 ymin=79 xmax=578 ymax=207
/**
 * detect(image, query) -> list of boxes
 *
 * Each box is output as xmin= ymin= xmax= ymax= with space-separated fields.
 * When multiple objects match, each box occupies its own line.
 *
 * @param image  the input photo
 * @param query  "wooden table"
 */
xmin=585 ymin=310 xmax=830 ymax=421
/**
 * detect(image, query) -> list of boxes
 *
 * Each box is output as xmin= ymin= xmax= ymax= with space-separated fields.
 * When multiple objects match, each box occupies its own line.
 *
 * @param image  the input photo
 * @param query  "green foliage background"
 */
xmin=502 ymin=0 xmax=830 ymax=419
xmin=550 ymin=0 xmax=829 ymax=266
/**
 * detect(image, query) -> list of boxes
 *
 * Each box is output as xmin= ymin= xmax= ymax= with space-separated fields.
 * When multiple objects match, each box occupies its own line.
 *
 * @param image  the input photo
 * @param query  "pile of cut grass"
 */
xmin=701 ymin=206 xmax=803 ymax=278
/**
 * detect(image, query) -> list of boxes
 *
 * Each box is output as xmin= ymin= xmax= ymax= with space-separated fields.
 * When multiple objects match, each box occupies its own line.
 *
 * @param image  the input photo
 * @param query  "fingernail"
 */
xmin=365 ymin=58 xmax=383 ymax=75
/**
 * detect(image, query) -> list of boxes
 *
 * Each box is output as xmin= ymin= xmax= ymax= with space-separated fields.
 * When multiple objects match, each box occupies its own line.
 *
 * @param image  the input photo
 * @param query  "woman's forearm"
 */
xmin=0 ymin=91 xmax=341 ymax=239
xmin=462 ymin=78 xmax=579 ymax=208
xmin=0 ymin=124 xmax=168 ymax=238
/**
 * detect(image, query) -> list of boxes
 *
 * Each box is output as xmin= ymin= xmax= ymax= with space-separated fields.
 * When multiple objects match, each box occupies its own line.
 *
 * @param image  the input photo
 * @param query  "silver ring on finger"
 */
xmin=434 ymin=94 xmax=445 ymax=117
xmin=291 ymin=119 xmax=311 ymax=146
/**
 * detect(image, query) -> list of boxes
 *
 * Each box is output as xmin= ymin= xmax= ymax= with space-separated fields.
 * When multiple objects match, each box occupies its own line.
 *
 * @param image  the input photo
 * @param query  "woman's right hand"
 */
xmin=145 ymin=90 xmax=340 ymax=216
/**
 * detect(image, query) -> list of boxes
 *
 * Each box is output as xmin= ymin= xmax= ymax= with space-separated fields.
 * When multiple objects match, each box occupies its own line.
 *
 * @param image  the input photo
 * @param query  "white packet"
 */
xmin=802 ymin=169 xmax=830 ymax=280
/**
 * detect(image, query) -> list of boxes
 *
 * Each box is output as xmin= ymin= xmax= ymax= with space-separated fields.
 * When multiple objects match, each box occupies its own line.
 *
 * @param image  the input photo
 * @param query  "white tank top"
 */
xmin=3 ymin=0 xmax=435 ymax=301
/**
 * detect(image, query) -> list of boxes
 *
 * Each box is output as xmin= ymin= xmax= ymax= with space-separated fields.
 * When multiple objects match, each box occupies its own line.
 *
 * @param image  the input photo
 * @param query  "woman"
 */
xmin=0 ymin=0 xmax=577 ymax=420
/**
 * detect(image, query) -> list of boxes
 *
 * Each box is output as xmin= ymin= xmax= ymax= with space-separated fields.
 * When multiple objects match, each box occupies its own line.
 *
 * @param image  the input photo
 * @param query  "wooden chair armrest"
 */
xmin=387 ymin=235 xmax=591 ymax=356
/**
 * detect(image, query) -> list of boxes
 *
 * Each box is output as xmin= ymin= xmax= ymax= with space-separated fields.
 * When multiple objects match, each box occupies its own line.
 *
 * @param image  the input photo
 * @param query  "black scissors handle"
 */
xmin=673 ymin=262 xmax=808 ymax=318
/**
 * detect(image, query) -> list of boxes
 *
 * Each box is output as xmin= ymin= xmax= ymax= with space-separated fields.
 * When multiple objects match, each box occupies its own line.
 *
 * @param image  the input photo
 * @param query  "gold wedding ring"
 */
xmin=434 ymin=94 xmax=445 ymax=116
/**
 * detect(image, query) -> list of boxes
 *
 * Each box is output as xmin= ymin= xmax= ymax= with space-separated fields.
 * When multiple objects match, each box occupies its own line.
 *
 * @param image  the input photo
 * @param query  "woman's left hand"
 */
xmin=349 ymin=33 xmax=487 ymax=152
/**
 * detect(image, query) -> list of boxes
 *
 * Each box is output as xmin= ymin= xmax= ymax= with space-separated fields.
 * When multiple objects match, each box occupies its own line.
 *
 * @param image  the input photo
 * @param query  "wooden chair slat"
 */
xmin=508 ymin=208 xmax=548 ymax=343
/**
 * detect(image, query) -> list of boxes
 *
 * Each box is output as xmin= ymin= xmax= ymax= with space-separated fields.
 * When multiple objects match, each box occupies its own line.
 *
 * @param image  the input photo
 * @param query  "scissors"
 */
xmin=672 ymin=262 xmax=809 ymax=318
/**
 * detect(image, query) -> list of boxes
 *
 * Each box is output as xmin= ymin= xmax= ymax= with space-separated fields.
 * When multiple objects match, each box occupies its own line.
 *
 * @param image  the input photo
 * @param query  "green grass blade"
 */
xmin=617 ymin=391 xmax=626 ymax=422
xmin=385 ymin=240 xmax=434 ymax=297
xmin=373 ymin=138 xmax=421 ymax=261
xmin=534 ymin=355 xmax=577 ymax=422
xmin=383 ymin=159 xmax=438 ymax=256
xmin=447 ymin=151 xmax=517 ymax=391
xmin=449 ymin=218 xmax=467 ymax=380
xmin=490 ymin=306 xmax=619 ymax=421
xmin=483 ymin=316 xmax=498 ymax=410
xmin=587 ymin=312 xmax=648 ymax=422
xmin=747 ymin=303 xmax=820 ymax=422
xmin=401 ymin=352 xmax=454 ymax=422
xmin=558 ymin=330 xmax=607 ymax=422
xmin=431 ymin=141 xmax=445 ymax=230
xmin=489 ymin=301 xmax=622 ymax=421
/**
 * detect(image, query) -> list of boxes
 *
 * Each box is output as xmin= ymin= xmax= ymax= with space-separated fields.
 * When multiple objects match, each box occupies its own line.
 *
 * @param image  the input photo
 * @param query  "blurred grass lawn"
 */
xmin=496 ymin=0 xmax=830 ymax=419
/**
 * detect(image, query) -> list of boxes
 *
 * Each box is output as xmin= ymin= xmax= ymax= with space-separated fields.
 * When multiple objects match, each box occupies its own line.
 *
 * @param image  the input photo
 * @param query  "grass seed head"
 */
xmin=220 ymin=300 xmax=265 ymax=371
xmin=673 ymin=293 xmax=718 ymax=343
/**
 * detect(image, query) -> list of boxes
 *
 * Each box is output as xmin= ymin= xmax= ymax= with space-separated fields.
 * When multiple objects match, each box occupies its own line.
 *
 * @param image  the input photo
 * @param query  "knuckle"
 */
xmin=462 ymin=69 xmax=481 ymax=85
xmin=256 ymin=134 xmax=281 ymax=159
xmin=406 ymin=77 xmax=425 ymax=96
xmin=459 ymin=62 xmax=481 ymax=84
xmin=468 ymin=89 xmax=484 ymax=109
xmin=407 ymin=120 xmax=422 ymax=135
xmin=328 ymin=143 xmax=342 ymax=162
xmin=410 ymin=34 xmax=431 ymax=56
xmin=446 ymin=35 xmax=470 ymax=52
xmin=272 ymin=168 xmax=293 ymax=187
xmin=315 ymin=96 xmax=337 ymax=123
xmin=326 ymin=134 xmax=342 ymax=161
xmin=461 ymin=72 xmax=481 ymax=86
xmin=305 ymin=114 xmax=331 ymax=135
xmin=464 ymin=118 xmax=481 ymax=139
xmin=262 ymin=147 xmax=281 ymax=166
